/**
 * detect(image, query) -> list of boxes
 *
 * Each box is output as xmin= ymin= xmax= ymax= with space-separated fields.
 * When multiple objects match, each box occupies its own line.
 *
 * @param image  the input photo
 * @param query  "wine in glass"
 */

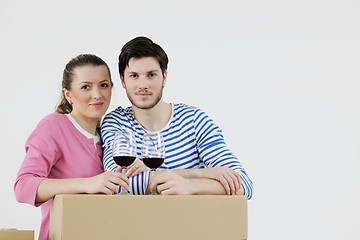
xmin=141 ymin=132 xmax=165 ymax=195
xmin=112 ymin=129 xmax=137 ymax=194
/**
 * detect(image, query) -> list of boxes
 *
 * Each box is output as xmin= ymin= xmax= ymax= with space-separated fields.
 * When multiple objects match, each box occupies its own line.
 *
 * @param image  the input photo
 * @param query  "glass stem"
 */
xmin=120 ymin=167 xmax=128 ymax=195
xmin=151 ymin=169 xmax=157 ymax=195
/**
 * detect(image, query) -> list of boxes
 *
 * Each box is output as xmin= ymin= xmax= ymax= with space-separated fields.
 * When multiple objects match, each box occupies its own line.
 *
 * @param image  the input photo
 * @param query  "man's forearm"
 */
xmin=187 ymin=177 xmax=227 ymax=195
xmin=173 ymin=167 xmax=244 ymax=195
xmin=172 ymin=168 xmax=204 ymax=178
xmin=147 ymin=170 xmax=228 ymax=195
xmin=149 ymin=169 xmax=244 ymax=195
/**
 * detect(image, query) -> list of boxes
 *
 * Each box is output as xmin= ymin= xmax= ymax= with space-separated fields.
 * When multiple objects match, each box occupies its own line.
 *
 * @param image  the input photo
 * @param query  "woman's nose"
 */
xmin=92 ymin=88 xmax=102 ymax=99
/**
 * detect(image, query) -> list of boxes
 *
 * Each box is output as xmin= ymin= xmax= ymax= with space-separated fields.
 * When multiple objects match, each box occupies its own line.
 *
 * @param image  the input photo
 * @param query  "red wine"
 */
xmin=113 ymin=156 xmax=136 ymax=167
xmin=143 ymin=157 xmax=164 ymax=169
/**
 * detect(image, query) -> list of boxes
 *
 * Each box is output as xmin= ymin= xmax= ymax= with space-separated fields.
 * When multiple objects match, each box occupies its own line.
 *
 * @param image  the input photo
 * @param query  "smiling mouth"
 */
xmin=90 ymin=102 xmax=104 ymax=108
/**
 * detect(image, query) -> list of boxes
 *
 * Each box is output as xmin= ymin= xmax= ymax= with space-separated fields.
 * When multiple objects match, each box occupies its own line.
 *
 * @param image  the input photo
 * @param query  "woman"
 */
xmin=14 ymin=54 xmax=129 ymax=240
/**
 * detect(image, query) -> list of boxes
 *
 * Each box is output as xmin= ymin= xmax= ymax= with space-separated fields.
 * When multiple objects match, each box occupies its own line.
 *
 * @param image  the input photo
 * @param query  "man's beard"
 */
xmin=127 ymin=90 xmax=163 ymax=110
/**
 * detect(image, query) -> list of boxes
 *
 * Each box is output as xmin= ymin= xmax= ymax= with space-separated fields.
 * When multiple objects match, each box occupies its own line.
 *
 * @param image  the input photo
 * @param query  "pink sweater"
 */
xmin=14 ymin=113 xmax=104 ymax=240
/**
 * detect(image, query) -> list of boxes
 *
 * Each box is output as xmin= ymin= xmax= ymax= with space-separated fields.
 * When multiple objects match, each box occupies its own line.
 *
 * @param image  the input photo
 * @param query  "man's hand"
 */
xmin=148 ymin=170 xmax=193 ymax=195
xmin=201 ymin=167 xmax=242 ymax=195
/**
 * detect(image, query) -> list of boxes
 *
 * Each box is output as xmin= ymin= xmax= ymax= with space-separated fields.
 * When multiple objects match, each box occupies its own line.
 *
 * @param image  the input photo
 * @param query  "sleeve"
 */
xmin=101 ymin=110 xmax=150 ymax=195
xmin=13 ymin=119 xmax=60 ymax=206
xmin=193 ymin=108 xmax=254 ymax=199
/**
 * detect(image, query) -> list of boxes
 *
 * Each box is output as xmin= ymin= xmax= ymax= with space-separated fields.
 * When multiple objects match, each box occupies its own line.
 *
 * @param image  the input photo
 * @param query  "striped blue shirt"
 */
xmin=101 ymin=103 xmax=253 ymax=199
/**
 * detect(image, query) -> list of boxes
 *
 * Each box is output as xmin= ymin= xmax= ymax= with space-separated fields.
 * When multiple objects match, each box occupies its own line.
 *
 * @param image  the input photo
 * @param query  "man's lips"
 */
xmin=137 ymin=91 xmax=151 ymax=96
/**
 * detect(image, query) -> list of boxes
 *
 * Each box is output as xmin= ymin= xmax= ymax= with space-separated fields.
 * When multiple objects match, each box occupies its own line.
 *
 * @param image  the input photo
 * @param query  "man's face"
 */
xmin=121 ymin=56 xmax=166 ymax=110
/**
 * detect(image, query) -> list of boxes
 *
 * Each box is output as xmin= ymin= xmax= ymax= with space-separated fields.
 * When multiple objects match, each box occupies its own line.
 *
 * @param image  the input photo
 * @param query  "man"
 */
xmin=101 ymin=36 xmax=253 ymax=198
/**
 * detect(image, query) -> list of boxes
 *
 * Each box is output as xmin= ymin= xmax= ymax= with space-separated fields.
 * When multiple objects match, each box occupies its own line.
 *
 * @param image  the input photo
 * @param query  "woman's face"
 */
xmin=64 ymin=65 xmax=112 ymax=123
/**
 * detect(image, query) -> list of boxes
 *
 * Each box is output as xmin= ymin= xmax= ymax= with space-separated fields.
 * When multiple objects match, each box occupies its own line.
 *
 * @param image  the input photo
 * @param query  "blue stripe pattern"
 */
xmin=101 ymin=103 xmax=253 ymax=199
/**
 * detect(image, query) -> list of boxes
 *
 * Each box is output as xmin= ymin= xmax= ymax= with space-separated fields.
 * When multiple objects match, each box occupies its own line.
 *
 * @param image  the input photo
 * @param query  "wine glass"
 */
xmin=141 ymin=132 xmax=165 ymax=195
xmin=112 ymin=128 xmax=137 ymax=195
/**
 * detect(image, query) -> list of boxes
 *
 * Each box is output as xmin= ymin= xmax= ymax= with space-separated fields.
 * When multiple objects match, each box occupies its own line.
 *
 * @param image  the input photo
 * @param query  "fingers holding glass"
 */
xmin=112 ymin=129 xmax=137 ymax=194
xmin=141 ymin=132 xmax=165 ymax=195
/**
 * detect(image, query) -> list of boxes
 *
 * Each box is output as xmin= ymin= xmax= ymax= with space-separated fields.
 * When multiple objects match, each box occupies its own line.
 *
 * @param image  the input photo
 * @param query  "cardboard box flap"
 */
xmin=0 ymin=230 xmax=34 ymax=240
xmin=50 ymin=194 xmax=247 ymax=240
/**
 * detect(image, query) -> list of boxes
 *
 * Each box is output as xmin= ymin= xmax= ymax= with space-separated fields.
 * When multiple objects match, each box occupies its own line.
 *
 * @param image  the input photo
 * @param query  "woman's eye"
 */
xmin=101 ymin=83 xmax=109 ymax=88
xmin=81 ymin=85 xmax=90 ymax=90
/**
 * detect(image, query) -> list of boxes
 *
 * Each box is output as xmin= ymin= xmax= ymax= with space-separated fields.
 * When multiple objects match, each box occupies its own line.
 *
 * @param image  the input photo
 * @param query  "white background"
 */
xmin=1 ymin=0 xmax=359 ymax=239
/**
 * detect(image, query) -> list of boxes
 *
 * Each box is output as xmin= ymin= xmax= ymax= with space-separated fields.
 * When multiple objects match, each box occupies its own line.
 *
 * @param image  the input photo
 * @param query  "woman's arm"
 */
xmin=35 ymin=171 xmax=129 ymax=203
xmin=14 ymin=114 xmax=130 ymax=205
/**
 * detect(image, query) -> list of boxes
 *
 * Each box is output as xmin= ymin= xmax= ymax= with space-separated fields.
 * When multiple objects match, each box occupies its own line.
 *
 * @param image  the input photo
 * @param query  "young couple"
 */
xmin=14 ymin=36 xmax=253 ymax=240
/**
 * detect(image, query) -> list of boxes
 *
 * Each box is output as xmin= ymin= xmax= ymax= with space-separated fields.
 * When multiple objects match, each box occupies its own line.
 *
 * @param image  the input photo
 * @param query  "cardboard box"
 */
xmin=50 ymin=194 xmax=248 ymax=240
xmin=0 ymin=230 xmax=34 ymax=240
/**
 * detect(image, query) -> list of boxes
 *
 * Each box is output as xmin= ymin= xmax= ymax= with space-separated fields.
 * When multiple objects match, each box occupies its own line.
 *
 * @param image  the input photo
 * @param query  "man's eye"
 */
xmin=129 ymin=74 xmax=138 ymax=78
xmin=148 ymin=73 xmax=156 ymax=78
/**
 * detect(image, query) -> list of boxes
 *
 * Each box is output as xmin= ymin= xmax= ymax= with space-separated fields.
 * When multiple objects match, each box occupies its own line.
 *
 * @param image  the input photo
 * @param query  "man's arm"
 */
xmin=192 ymin=108 xmax=253 ymax=199
xmin=101 ymin=111 xmax=150 ymax=195
xmin=172 ymin=167 xmax=242 ymax=195
xmin=148 ymin=170 xmax=223 ymax=195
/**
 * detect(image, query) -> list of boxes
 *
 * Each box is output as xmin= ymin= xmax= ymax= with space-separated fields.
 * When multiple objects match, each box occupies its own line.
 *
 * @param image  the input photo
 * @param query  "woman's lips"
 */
xmin=90 ymin=102 xmax=104 ymax=108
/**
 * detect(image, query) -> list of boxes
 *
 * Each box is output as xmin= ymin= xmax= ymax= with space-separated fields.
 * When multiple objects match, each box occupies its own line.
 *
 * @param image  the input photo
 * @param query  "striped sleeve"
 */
xmin=193 ymin=108 xmax=253 ymax=199
xmin=101 ymin=109 xmax=149 ymax=195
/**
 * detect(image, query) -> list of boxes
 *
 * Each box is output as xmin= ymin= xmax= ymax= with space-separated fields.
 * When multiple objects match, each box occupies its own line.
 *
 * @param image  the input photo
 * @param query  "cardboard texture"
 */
xmin=50 ymin=194 xmax=248 ymax=240
xmin=0 ymin=230 xmax=34 ymax=240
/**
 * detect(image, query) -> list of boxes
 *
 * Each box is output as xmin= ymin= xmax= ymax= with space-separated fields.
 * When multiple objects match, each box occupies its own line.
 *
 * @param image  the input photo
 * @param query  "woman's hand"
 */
xmin=202 ymin=167 xmax=242 ymax=195
xmin=84 ymin=171 xmax=129 ymax=195
xmin=125 ymin=158 xmax=148 ymax=177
